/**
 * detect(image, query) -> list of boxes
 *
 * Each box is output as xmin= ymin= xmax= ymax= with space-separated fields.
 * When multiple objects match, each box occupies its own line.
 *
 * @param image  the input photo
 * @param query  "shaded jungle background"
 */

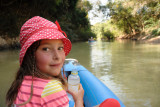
xmin=0 ymin=0 xmax=159 ymax=50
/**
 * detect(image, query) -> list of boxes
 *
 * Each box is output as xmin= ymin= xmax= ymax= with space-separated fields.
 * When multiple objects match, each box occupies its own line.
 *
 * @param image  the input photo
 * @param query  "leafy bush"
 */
xmin=144 ymin=18 xmax=158 ymax=28
xmin=0 ymin=0 xmax=92 ymax=42
xmin=76 ymin=29 xmax=96 ymax=41
xmin=103 ymin=30 xmax=114 ymax=40
xmin=157 ymin=28 xmax=160 ymax=35
xmin=0 ymin=14 xmax=19 ymax=38
xmin=151 ymin=28 xmax=160 ymax=36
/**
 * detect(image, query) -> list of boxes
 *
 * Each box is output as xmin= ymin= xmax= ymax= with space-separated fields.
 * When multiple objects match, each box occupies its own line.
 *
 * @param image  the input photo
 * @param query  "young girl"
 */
xmin=6 ymin=16 xmax=84 ymax=107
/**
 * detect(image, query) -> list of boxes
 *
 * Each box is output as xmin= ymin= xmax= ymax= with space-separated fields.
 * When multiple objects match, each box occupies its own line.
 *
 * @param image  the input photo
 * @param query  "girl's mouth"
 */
xmin=50 ymin=63 xmax=61 ymax=67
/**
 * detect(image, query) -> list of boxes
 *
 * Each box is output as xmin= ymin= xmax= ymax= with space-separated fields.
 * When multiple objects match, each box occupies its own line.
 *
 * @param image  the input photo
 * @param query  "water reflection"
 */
xmin=110 ymin=41 xmax=160 ymax=107
xmin=88 ymin=40 xmax=160 ymax=107
xmin=0 ymin=50 xmax=19 ymax=107
xmin=89 ymin=42 xmax=112 ymax=76
xmin=0 ymin=41 xmax=160 ymax=107
xmin=89 ymin=41 xmax=125 ymax=103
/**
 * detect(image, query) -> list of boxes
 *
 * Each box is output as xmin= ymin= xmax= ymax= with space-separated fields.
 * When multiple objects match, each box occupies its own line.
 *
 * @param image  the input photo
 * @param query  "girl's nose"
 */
xmin=52 ymin=50 xmax=60 ymax=60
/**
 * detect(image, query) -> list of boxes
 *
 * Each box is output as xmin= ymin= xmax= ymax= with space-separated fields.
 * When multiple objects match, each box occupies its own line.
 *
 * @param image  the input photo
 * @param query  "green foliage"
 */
xmin=151 ymin=28 xmax=160 ymax=36
xmin=71 ymin=9 xmax=90 ymax=29
xmin=146 ymin=0 xmax=160 ymax=19
xmin=60 ymin=22 xmax=78 ymax=42
xmin=94 ymin=0 xmax=160 ymax=39
xmin=77 ymin=0 xmax=92 ymax=13
xmin=144 ymin=18 xmax=158 ymax=28
xmin=76 ymin=28 xmax=96 ymax=41
xmin=106 ymin=1 xmax=138 ymax=35
xmin=0 ymin=0 xmax=92 ymax=42
xmin=91 ymin=20 xmax=123 ymax=40
xmin=103 ymin=30 xmax=114 ymax=40
xmin=0 ymin=14 xmax=19 ymax=38
xmin=90 ymin=0 xmax=159 ymax=40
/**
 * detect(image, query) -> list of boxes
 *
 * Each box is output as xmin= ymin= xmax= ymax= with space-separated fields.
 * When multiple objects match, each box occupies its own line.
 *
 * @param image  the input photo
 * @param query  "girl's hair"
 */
xmin=6 ymin=41 xmax=67 ymax=107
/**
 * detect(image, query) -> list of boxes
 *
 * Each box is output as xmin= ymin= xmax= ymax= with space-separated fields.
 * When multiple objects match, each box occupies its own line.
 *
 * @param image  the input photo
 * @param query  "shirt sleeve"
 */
xmin=41 ymin=80 xmax=69 ymax=107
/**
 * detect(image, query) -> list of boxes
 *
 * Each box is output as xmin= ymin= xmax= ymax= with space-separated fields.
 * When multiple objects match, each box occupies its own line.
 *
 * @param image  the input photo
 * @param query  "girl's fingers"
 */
xmin=79 ymin=84 xmax=84 ymax=92
xmin=67 ymin=89 xmax=74 ymax=95
xmin=79 ymin=84 xmax=81 ymax=90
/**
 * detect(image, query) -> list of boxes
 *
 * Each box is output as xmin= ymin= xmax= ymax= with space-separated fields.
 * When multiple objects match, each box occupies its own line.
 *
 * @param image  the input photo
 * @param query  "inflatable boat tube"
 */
xmin=63 ymin=59 xmax=125 ymax=107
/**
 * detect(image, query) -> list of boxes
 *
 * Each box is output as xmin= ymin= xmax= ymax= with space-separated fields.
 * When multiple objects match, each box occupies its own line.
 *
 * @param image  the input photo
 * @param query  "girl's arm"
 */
xmin=67 ymin=84 xmax=84 ymax=107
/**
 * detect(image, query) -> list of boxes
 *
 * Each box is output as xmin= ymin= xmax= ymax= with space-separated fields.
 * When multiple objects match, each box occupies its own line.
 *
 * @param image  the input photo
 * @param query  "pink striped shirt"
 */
xmin=14 ymin=76 xmax=69 ymax=107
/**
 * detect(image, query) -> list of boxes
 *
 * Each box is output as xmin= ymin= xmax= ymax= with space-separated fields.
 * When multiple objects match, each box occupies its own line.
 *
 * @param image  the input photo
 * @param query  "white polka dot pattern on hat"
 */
xmin=19 ymin=16 xmax=71 ymax=65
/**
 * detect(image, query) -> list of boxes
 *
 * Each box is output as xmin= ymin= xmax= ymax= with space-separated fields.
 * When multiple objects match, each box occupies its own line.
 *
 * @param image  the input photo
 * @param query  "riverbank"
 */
xmin=139 ymin=35 xmax=160 ymax=44
xmin=0 ymin=37 xmax=20 ymax=50
xmin=0 ymin=35 xmax=160 ymax=50
xmin=118 ymin=33 xmax=160 ymax=44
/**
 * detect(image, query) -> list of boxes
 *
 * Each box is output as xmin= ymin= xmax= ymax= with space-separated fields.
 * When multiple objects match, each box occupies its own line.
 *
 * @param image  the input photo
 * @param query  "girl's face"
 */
xmin=35 ymin=39 xmax=65 ymax=77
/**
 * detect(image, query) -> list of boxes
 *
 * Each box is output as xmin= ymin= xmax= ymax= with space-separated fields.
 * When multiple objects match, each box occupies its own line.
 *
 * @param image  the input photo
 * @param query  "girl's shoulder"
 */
xmin=22 ymin=76 xmax=65 ymax=97
xmin=15 ymin=77 xmax=68 ymax=106
xmin=23 ymin=76 xmax=49 ymax=87
xmin=23 ymin=76 xmax=62 ymax=87
xmin=41 ymin=79 xmax=64 ymax=98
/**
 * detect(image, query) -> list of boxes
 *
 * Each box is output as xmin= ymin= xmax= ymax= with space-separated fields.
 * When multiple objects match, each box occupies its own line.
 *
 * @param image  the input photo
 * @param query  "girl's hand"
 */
xmin=67 ymin=84 xmax=84 ymax=107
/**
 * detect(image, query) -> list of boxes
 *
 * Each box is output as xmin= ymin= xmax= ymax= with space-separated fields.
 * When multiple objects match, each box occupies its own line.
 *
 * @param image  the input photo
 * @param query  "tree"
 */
xmin=97 ymin=0 xmax=159 ymax=38
xmin=0 ymin=0 xmax=95 ymax=42
xmin=106 ymin=1 xmax=138 ymax=35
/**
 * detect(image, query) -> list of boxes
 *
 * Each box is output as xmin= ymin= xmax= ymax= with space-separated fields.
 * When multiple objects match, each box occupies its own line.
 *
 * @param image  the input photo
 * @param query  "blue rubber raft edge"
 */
xmin=63 ymin=61 xmax=125 ymax=107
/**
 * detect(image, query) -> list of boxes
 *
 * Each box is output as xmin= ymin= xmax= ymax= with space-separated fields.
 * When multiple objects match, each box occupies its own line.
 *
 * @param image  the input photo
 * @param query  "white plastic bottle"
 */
xmin=68 ymin=69 xmax=80 ymax=92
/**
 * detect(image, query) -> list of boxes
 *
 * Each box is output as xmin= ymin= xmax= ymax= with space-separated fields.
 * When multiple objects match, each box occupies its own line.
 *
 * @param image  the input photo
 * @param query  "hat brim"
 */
xmin=20 ymin=29 xmax=71 ymax=65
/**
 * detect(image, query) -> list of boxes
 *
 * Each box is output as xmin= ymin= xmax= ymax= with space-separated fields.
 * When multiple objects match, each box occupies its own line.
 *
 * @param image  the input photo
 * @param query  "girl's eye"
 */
xmin=58 ymin=46 xmax=64 ymax=50
xmin=42 ymin=47 xmax=49 ymax=51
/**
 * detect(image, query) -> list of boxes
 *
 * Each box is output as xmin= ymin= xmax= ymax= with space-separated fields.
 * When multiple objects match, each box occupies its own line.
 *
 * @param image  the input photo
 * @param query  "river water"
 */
xmin=0 ymin=40 xmax=160 ymax=107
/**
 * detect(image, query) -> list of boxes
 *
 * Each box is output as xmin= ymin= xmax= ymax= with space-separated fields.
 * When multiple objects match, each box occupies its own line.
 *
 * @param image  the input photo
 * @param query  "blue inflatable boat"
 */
xmin=63 ymin=59 xmax=125 ymax=107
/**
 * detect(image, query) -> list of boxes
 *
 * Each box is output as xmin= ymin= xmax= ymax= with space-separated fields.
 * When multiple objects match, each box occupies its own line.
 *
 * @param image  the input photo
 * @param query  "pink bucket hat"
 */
xmin=19 ymin=16 xmax=72 ymax=65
